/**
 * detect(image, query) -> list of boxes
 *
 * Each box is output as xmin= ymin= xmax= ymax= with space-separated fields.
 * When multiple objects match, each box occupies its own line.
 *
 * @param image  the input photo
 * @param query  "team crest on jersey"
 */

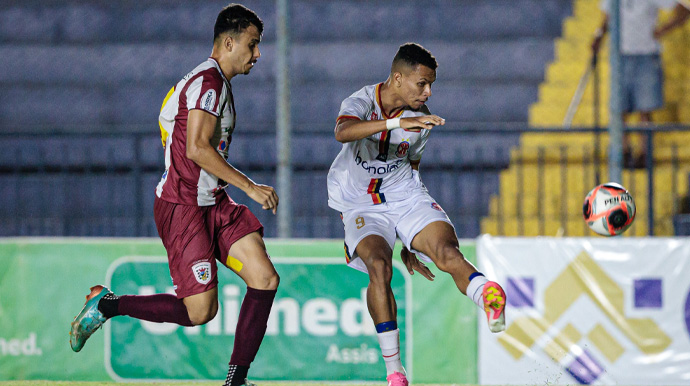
xmin=396 ymin=139 xmax=410 ymax=157
xmin=192 ymin=262 xmax=212 ymax=284
xmin=370 ymin=112 xmax=379 ymax=121
xmin=201 ymin=89 xmax=216 ymax=111
xmin=431 ymin=202 xmax=444 ymax=212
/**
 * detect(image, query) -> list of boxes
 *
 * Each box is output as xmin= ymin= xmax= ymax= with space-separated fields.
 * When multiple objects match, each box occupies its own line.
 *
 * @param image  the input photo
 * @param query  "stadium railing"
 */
xmin=1 ymin=124 xmax=688 ymax=238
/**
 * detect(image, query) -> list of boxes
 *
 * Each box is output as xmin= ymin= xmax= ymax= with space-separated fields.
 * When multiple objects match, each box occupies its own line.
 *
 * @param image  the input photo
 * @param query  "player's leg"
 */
xmin=357 ymin=235 xmax=397 ymax=323
xmin=119 ymin=197 xmax=220 ymax=325
xmin=408 ymin=221 xmax=505 ymax=332
xmin=412 ymin=222 xmax=507 ymax=332
xmin=356 ymin=235 xmax=408 ymax=386
xmin=223 ymin=231 xmax=278 ymax=385
xmin=410 ymin=221 xmax=475 ymax=291
xmin=397 ymin=197 xmax=505 ymax=333
xmin=341 ymin=209 xmax=407 ymax=385
xmin=69 ymin=199 xmax=222 ymax=352
xmin=216 ymin=202 xmax=278 ymax=386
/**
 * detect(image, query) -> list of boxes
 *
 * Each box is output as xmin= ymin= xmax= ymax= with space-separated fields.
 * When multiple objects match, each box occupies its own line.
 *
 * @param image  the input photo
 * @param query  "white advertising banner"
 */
xmin=478 ymin=236 xmax=690 ymax=385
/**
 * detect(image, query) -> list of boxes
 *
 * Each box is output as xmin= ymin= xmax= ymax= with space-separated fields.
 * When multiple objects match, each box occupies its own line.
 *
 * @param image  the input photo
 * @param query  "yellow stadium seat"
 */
xmin=484 ymin=0 xmax=690 ymax=237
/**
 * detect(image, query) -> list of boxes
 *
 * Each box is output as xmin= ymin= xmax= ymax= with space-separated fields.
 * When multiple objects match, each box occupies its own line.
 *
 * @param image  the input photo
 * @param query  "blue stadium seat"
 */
xmin=1 ymin=1 xmax=570 ymax=43
xmin=0 ymin=1 xmax=277 ymax=43
xmin=292 ymin=0 xmax=571 ymax=41
xmin=0 ymin=0 xmax=573 ymax=237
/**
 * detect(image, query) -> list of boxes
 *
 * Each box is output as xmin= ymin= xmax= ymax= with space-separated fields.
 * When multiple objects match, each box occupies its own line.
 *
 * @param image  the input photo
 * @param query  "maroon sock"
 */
xmin=118 ymin=294 xmax=194 ymax=327
xmin=230 ymin=287 xmax=277 ymax=366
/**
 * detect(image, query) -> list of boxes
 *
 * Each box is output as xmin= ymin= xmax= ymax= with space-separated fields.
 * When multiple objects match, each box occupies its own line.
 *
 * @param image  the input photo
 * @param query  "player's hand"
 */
xmin=401 ymin=247 xmax=435 ymax=281
xmin=246 ymin=183 xmax=279 ymax=214
xmin=400 ymin=115 xmax=445 ymax=131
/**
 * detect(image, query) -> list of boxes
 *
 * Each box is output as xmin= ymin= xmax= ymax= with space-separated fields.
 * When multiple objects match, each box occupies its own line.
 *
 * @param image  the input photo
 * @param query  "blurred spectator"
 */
xmin=591 ymin=0 xmax=690 ymax=167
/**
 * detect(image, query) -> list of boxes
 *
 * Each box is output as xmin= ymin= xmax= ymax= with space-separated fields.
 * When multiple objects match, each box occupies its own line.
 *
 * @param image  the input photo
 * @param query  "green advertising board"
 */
xmin=106 ymin=257 xmax=409 ymax=381
xmin=0 ymin=238 xmax=478 ymax=383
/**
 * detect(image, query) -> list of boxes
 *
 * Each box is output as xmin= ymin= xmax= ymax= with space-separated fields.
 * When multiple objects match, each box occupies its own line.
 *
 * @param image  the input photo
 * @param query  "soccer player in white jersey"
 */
xmin=327 ymin=43 xmax=507 ymax=386
xmin=70 ymin=5 xmax=277 ymax=386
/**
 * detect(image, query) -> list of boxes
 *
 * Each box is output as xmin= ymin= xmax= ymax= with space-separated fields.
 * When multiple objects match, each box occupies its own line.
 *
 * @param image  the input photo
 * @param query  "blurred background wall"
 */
xmin=1 ymin=0 xmax=688 ymax=239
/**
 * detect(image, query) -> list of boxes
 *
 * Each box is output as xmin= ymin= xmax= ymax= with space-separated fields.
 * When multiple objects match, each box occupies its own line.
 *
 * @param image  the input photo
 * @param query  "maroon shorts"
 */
xmin=153 ymin=195 xmax=263 ymax=299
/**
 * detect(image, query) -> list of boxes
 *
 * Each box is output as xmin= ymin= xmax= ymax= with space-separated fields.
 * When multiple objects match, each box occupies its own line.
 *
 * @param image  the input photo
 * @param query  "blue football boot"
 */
xmin=70 ymin=285 xmax=112 ymax=352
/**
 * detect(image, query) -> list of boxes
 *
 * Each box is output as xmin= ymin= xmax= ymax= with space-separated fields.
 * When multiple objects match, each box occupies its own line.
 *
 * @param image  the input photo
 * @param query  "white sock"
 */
xmin=466 ymin=274 xmax=489 ymax=309
xmin=377 ymin=329 xmax=405 ymax=375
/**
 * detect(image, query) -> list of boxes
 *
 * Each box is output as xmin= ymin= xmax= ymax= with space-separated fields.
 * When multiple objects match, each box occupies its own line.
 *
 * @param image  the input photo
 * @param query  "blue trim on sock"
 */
xmin=375 ymin=321 xmax=398 ymax=333
xmin=469 ymin=272 xmax=485 ymax=282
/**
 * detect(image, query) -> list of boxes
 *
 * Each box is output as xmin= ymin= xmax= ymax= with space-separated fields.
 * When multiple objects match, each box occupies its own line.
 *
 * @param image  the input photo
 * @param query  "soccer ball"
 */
xmin=582 ymin=182 xmax=636 ymax=236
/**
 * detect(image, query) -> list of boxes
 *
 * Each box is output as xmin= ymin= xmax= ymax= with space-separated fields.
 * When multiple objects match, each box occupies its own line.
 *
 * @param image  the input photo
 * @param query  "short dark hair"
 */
xmin=392 ymin=43 xmax=438 ymax=71
xmin=214 ymin=3 xmax=264 ymax=41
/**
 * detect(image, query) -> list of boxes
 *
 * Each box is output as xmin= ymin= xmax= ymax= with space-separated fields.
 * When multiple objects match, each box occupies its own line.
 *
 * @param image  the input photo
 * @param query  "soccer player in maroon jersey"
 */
xmin=70 ymin=4 xmax=277 ymax=386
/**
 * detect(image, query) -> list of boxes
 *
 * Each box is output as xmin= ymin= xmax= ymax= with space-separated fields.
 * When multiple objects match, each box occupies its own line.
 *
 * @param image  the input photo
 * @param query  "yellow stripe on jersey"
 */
xmin=159 ymin=86 xmax=175 ymax=148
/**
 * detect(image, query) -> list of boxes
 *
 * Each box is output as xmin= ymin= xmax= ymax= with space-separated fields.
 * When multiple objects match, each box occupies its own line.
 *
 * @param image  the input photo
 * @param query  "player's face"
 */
xmin=400 ymin=65 xmax=436 ymax=110
xmin=233 ymin=24 xmax=262 ymax=75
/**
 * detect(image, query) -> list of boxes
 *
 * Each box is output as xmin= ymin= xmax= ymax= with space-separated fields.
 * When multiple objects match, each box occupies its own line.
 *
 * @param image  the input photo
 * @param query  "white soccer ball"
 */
xmin=582 ymin=182 xmax=636 ymax=236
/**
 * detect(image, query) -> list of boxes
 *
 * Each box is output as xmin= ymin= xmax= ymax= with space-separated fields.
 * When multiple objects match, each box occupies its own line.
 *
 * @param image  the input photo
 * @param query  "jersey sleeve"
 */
xmin=408 ymin=129 xmax=430 ymax=161
xmin=186 ymin=73 xmax=223 ymax=117
xmin=337 ymin=96 xmax=370 ymax=122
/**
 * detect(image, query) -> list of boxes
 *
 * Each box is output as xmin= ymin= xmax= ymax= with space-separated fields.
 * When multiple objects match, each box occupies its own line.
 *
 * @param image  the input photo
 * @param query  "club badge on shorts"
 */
xmin=192 ymin=262 xmax=212 ymax=284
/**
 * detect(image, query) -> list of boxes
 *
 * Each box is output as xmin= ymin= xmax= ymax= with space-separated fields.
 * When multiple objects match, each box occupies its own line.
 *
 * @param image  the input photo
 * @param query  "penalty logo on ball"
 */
xmin=582 ymin=182 xmax=636 ymax=236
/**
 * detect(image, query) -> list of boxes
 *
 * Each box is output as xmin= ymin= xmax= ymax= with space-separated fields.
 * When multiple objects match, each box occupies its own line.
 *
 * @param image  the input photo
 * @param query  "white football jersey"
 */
xmin=327 ymin=83 xmax=431 ymax=212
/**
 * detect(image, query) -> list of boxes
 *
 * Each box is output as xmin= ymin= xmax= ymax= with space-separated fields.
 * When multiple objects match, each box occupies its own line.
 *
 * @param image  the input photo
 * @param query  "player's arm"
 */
xmin=654 ymin=3 xmax=690 ymax=38
xmin=334 ymin=115 xmax=445 ymax=143
xmin=186 ymin=109 xmax=279 ymax=214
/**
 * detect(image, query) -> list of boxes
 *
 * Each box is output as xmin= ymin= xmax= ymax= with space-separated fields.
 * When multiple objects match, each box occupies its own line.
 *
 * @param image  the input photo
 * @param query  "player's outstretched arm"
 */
xmin=400 ymin=115 xmax=445 ymax=131
xmin=186 ymin=109 xmax=279 ymax=214
xmin=334 ymin=118 xmax=388 ymax=143
xmin=334 ymin=115 xmax=444 ymax=143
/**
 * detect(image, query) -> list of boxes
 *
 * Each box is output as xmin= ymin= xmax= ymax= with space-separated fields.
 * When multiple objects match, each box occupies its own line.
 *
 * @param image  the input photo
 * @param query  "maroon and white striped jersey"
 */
xmin=156 ymin=58 xmax=235 ymax=206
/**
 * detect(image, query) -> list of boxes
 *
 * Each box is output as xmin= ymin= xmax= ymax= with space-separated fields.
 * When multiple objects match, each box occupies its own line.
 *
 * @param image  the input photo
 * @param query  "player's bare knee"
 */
xmin=365 ymin=257 xmax=393 ymax=285
xmin=188 ymin=304 xmax=218 ymax=326
xmin=251 ymin=269 xmax=280 ymax=290
xmin=434 ymin=244 xmax=465 ymax=273
xmin=263 ymin=271 xmax=280 ymax=290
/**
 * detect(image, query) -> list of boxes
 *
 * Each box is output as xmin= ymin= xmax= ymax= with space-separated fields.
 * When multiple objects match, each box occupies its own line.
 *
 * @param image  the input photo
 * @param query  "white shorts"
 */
xmin=341 ymin=191 xmax=454 ymax=273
